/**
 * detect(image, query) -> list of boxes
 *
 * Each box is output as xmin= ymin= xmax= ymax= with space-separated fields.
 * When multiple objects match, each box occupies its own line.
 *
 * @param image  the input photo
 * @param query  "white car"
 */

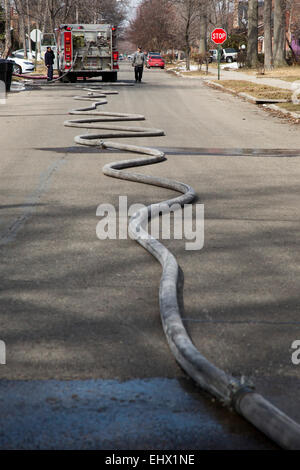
xmin=8 ymin=56 xmax=35 ymax=74
xmin=11 ymin=49 xmax=36 ymax=59
xmin=209 ymin=48 xmax=238 ymax=63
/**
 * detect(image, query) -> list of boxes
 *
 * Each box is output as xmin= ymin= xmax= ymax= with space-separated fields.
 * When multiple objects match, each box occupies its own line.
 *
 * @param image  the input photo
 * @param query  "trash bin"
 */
xmin=5 ymin=61 xmax=13 ymax=92
xmin=0 ymin=60 xmax=6 ymax=87
xmin=0 ymin=59 xmax=14 ymax=92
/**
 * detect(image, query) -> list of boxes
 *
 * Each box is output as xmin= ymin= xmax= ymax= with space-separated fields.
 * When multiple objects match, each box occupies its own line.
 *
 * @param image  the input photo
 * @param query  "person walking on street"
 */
xmin=132 ymin=47 xmax=145 ymax=83
xmin=45 ymin=47 xmax=55 ymax=82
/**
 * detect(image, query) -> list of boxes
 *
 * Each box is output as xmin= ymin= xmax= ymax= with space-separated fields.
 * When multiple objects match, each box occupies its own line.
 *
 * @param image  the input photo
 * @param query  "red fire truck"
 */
xmin=55 ymin=24 xmax=119 ymax=82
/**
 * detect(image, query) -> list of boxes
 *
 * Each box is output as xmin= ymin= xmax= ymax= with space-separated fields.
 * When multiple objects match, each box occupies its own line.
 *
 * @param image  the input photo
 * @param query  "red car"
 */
xmin=146 ymin=53 xmax=165 ymax=69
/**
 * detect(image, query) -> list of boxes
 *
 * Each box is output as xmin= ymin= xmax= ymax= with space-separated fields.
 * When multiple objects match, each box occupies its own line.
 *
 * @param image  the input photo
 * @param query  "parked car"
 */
xmin=207 ymin=52 xmax=214 ymax=63
xmin=8 ymin=56 xmax=35 ymax=74
xmin=146 ymin=52 xmax=160 ymax=60
xmin=209 ymin=49 xmax=218 ymax=62
xmin=146 ymin=53 xmax=165 ymax=69
xmin=222 ymin=48 xmax=238 ymax=62
xmin=209 ymin=48 xmax=238 ymax=63
xmin=11 ymin=49 xmax=36 ymax=59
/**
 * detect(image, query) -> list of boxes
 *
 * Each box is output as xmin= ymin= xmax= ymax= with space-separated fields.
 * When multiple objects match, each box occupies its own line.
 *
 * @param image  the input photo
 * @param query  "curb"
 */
xmin=204 ymin=80 xmax=290 ymax=105
xmin=262 ymin=103 xmax=300 ymax=119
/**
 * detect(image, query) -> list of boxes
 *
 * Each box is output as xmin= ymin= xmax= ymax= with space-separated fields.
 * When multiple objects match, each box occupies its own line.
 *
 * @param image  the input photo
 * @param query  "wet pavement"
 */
xmin=0 ymin=378 xmax=276 ymax=450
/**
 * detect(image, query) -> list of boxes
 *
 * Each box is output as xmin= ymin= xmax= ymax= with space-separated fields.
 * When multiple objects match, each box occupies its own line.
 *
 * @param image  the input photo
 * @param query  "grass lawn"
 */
xmin=267 ymin=76 xmax=300 ymax=82
xmin=276 ymin=102 xmax=300 ymax=113
xmin=237 ymin=65 xmax=300 ymax=83
xmin=212 ymin=80 xmax=292 ymax=100
xmin=181 ymin=70 xmax=211 ymax=76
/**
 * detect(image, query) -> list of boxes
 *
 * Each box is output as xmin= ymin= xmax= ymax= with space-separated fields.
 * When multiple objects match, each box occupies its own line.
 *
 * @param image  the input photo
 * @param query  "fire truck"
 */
xmin=55 ymin=24 xmax=119 ymax=82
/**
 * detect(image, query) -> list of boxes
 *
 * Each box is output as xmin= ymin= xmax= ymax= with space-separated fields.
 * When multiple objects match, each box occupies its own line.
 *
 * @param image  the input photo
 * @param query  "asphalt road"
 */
xmin=0 ymin=62 xmax=299 ymax=449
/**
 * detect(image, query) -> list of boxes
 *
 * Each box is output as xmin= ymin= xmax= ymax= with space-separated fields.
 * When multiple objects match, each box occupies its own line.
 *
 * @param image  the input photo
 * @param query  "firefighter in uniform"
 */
xmin=45 ymin=47 xmax=55 ymax=81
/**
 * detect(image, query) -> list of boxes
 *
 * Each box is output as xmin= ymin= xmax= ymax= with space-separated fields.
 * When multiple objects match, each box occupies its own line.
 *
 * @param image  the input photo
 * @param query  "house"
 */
xmin=233 ymin=0 xmax=300 ymax=59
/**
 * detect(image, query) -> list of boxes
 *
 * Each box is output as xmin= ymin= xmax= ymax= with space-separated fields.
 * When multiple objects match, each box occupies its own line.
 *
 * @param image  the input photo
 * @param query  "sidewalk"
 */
xmin=203 ymin=64 xmax=294 ymax=90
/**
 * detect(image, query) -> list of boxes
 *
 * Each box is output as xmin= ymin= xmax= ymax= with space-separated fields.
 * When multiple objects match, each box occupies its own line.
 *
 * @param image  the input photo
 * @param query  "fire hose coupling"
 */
xmin=230 ymin=383 xmax=256 ymax=415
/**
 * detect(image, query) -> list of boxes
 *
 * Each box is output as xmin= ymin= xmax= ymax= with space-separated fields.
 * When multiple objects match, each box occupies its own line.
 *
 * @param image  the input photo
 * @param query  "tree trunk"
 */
xmin=233 ymin=0 xmax=239 ymax=30
xmin=47 ymin=0 xmax=54 ymax=33
xmin=185 ymin=15 xmax=191 ymax=70
xmin=199 ymin=1 xmax=207 ymax=55
xmin=3 ymin=0 xmax=12 ymax=58
xmin=246 ymin=0 xmax=259 ymax=68
xmin=185 ymin=33 xmax=191 ymax=70
xmin=19 ymin=12 xmax=27 ymax=59
xmin=35 ymin=2 xmax=42 ymax=62
xmin=273 ymin=0 xmax=287 ymax=67
xmin=264 ymin=0 xmax=273 ymax=70
xmin=42 ymin=6 xmax=48 ymax=34
xmin=26 ymin=0 xmax=33 ymax=59
xmin=15 ymin=0 xmax=27 ymax=59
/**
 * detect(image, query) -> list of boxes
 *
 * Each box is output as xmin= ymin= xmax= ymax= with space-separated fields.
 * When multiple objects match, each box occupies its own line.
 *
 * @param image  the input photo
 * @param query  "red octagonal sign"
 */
xmin=211 ymin=28 xmax=227 ymax=45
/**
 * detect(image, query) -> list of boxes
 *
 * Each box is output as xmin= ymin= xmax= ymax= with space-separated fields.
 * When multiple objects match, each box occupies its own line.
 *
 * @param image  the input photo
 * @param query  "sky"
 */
xmin=128 ymin=0 xmax=141 ymax=20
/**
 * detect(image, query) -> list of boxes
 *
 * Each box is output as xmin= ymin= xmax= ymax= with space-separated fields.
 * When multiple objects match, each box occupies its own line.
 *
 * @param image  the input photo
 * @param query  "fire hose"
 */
xmin=13 ymin=53 xmax=79 ymax=82
xmin=64 ymin=86 xmax=300 ymax=450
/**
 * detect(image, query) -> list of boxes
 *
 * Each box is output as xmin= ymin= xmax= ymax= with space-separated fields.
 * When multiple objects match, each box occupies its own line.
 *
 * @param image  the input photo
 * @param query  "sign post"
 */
xmin=31 ymin=29 xmax=43 ymax=71
xmin=211 ymin=28 xmax=227 ymax=80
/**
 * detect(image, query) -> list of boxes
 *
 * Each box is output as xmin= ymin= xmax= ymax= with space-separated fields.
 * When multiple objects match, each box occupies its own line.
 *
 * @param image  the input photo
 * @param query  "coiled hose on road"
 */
xmin=64 ymin=85 xmax=300 ymax=450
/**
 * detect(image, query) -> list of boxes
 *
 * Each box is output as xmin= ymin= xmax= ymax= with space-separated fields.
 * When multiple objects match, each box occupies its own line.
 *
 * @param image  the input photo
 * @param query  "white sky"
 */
xmin=127 ymin=0 xmax=141 ymax=20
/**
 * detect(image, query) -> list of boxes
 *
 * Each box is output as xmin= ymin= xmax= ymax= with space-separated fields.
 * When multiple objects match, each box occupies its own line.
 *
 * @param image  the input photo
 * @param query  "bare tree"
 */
xmin=246 ymin=0 xmax=259 ymax=67
xmin=128 ymin=0 xmax=176 ymax=52
xmin=274 ymin=0 xmax=287 ymax=66
xmin=264 ymin=0 xmax=273 ymax=70
xmin=14 ymin=0 xmax=27 ymax=57
xmin=3 ymin=0 xmax=11 ymax=58
xmin=61 ymin=0 xmax=129 ymax=27
xmin=0 ymin=5 xmax=5 ymax=52
xmin=210 ymin=0 xmax=235 ymax=32
xmin=199 ymin=0 xmax=208 ymax=54
xmin=233 ymin=0 xmax=239 ymax=29
xmin=46 ymin=0 xmax=68 ymax=31
xmin=174 ymin=0 xmax=201 ymax=70
xmin=285 ymin=0 xmax=300 ymax=61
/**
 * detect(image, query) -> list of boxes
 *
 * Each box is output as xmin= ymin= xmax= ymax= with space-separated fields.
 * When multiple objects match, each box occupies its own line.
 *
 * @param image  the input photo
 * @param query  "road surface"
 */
xmin=0 ymin=62 xmax=299 ymax=449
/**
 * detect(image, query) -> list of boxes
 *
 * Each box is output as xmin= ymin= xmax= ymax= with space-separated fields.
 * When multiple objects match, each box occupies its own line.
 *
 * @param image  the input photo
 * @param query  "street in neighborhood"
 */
xmin=0 ymin=60 xmax=299 ymax=449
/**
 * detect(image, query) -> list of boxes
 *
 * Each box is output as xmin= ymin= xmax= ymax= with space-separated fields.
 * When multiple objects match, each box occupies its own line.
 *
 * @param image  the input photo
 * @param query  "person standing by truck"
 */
xmin=45 ymin=46 xmax=55 ymax=81
xmin=132 ymin=46 xmax=145 ymax=83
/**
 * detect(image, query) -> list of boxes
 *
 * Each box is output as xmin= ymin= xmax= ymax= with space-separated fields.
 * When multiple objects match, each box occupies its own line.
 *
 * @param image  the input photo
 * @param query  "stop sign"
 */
xmin=211 ymin=28 xmax=227 ymax=45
